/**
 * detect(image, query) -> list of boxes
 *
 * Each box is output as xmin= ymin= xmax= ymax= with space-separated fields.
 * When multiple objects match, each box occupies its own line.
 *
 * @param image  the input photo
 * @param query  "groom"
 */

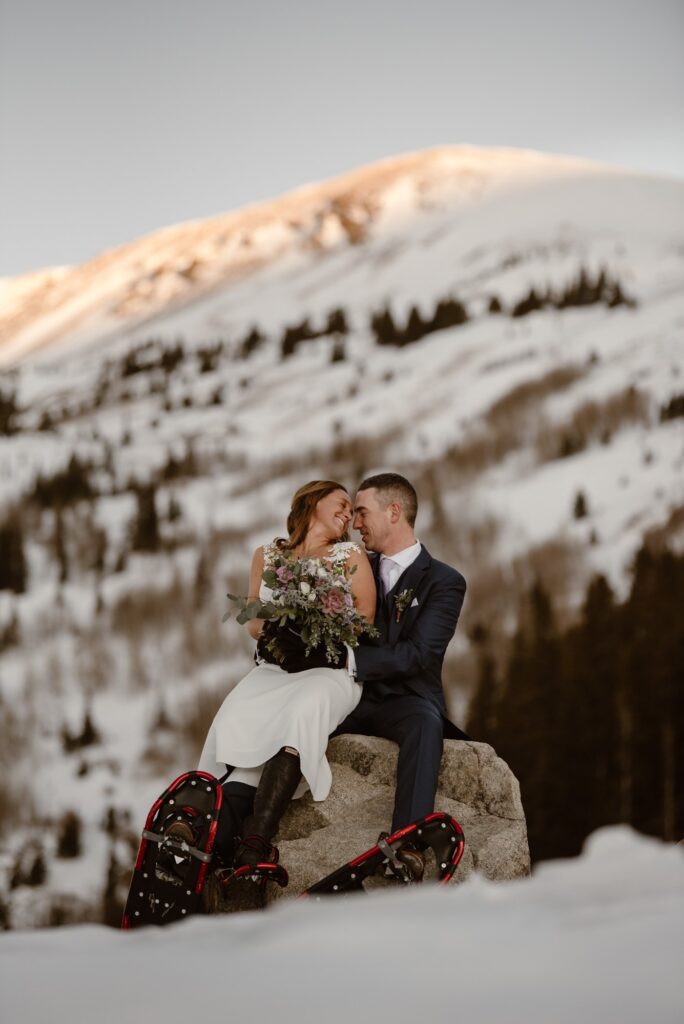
xmin=332 ymin=472 xmax=469 ymax=877
xmin=212 ymin=472 xmax=468 ymax=881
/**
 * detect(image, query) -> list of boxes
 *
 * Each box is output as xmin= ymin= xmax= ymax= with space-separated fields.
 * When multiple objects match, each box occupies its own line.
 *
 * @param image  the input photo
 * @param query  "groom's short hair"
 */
xmin=357 ymin=473 xmax=418 ymax=528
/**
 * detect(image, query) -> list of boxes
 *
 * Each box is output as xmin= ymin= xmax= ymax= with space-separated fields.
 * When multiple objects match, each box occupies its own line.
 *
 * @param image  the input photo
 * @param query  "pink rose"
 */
xmin=321 ymin=590 xmax=345 ymax=616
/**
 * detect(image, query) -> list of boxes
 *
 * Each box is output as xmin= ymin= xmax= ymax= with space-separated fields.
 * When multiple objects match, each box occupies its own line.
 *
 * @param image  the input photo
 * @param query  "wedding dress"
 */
xmin=197 ymin=541 xmax=363 ymax=800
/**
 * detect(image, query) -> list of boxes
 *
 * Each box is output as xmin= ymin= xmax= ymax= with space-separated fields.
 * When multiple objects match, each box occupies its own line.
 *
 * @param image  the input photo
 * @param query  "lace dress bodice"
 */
xmin=258 ymin=540 xmax=361 ymax=602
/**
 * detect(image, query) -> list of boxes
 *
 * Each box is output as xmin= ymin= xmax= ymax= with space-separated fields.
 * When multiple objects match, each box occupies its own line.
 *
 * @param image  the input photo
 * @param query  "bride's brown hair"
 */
xmin=278 ymin=480 xmax=350 ymax=550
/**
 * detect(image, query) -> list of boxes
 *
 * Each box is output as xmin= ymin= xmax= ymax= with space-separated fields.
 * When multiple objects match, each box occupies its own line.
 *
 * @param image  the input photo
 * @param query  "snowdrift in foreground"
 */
xmin=1 ymin=827 xmax=681 ymax=1024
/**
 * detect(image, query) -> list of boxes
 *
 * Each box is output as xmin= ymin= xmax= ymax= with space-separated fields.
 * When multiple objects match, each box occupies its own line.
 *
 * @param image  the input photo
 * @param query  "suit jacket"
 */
xmin=354 ymin=544 xmax=469 ymax=740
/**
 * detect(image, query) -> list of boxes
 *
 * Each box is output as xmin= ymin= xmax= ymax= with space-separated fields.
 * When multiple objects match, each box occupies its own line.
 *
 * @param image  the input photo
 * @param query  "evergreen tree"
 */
xmin=326 ymin=308 xmax=348 ymax=335
xmin=54 ymin=506 xmax=69 ymax=582
xmin=0 ymin=389 xmax=19 ymax=435
xmin=330 ymin=339 xmax=346 ymax=363
xmin=131 ymin=484 xmax=160 ymax=552
xmin=0 ymin=516 xmax=27 ymax=593
xmin=56 ymin=811 xmax=82 ymax=858
xmin=466 ymin=624 xmax=500 ymax=742
xmin=429 ymin=297 xmax=468 ymax=332
xmin=370 ymin=307 xmax=399 ymax=346
xmin=563 ymin=574 xmax=621 ymax=843
xmin=625 ymin=545 xmax=684 ymax=840
xmin=403 ymin=306 xmax=427 ymax=345
xmin=239 ymin=326 xmax=265 ymax=359
xmin=496 ymin=581 xmax=565 ymax=861
xmin=573 ymin=490 xmax=589 ymax=519
xmin=193 ymin=549 xmax=211 ymax=610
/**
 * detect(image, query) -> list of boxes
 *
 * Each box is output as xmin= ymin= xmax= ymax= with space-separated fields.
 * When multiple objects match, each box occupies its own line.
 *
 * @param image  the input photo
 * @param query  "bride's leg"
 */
xmin=235 ymin=746 xmax=301 ymax=867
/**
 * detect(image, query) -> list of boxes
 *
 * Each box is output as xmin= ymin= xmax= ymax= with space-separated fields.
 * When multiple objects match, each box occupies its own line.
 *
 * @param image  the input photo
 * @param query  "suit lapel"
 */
xmin=387 ymin=546 xmax=432 ymax=641
xmin=368 ymin=554 xmax=388 ymax=632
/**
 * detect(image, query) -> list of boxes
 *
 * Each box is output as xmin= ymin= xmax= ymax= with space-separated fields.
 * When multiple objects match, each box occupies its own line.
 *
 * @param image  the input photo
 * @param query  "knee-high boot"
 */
xmin=234 ymin=747 xmax=301 ymax=867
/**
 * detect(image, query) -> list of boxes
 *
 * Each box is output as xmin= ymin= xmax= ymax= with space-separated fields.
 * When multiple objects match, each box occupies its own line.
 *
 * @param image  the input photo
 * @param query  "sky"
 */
xmin=1 ymin=0 xmax=683 ymax=278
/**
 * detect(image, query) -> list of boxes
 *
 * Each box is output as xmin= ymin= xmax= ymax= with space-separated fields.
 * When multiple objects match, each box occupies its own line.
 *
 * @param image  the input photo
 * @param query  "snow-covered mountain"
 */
xmin=0 ymin=145 xmax=683 ymax=929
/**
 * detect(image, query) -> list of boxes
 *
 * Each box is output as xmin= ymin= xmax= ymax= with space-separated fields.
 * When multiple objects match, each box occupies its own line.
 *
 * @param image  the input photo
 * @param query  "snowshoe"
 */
xmin=122 ymin=771 xmax=222 ymax=929
xmin=302 ymin=811 xmax=465 ymax=898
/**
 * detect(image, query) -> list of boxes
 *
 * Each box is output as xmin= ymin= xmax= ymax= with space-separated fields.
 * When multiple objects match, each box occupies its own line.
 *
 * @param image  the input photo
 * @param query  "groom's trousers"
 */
xmin=331 ymin=691 xmax=444 ymax=834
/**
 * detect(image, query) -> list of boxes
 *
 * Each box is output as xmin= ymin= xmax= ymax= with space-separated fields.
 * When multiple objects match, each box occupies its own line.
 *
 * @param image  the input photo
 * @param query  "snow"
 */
xmin=0 ymin=827 xmax=681 ymax=1024
xmin=0 ymin=144 xmax=683 ymax=932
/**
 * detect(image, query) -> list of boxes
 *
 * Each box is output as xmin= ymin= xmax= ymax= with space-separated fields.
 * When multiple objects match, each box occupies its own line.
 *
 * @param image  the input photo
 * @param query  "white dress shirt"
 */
xmin=346 ymin=540 xmax=422 ymax=678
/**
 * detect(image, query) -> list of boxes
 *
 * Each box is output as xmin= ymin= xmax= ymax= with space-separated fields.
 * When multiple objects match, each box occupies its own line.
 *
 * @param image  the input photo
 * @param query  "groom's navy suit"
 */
xmin=332 ymin=544 xmax=468 ymax=832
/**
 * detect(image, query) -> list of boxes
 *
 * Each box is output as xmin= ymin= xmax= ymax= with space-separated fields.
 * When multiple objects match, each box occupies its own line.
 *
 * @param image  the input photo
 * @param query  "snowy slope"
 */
xmin=0 ymin=145 xmax=683 ymax=930
xmin=1 ymin=828 xmax=682 ymax=1024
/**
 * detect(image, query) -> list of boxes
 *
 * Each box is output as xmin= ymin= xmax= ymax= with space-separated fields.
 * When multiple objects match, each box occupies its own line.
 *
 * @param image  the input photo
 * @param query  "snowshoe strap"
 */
xmin=377 ymin=836 xmax=408 ymax=875
xmin=142 ymin=829 xmax=213 ymax=863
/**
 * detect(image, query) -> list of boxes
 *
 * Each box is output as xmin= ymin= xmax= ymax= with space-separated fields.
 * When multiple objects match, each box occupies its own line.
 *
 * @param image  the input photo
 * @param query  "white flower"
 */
xmin=317 ymin=566 xmax=328 ymax=578
xmin=300 ymin=582 xmax=311 ymax=595
xmin=308 ymin=593 xmax=316 ymax=602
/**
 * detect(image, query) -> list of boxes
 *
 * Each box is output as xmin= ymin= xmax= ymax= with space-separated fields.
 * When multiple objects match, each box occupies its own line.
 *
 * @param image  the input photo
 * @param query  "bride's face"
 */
xmin=311 ymin=489 xmax=353 ymax=539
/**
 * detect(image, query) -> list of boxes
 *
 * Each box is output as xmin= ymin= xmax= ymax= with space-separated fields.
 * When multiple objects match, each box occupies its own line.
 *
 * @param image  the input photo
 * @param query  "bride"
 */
xmin=197 ymin=479 xmax=376 ymax=904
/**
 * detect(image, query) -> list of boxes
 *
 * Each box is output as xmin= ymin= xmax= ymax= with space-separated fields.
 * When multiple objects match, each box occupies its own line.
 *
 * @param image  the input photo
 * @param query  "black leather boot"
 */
xmin=234 ymin=747 xmax=301 ymax=868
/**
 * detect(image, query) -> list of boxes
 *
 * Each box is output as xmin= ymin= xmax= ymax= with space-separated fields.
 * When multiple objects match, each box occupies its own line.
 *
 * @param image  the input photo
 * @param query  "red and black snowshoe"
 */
xmin=302 ymin=811 xmax=465 ymax=898
xmin=122 ymin=771 xmax=222 ymax=929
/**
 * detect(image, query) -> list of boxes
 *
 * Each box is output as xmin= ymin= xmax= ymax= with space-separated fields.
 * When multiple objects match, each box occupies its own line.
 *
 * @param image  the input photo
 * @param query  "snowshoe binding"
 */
xmin=202 ymin=835 xmax=288 ymax=914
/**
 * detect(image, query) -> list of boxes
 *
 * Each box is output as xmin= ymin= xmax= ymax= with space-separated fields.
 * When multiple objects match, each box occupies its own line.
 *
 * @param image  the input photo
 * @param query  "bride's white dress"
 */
xmin=197 ymin=541 xmax=363 ymax=801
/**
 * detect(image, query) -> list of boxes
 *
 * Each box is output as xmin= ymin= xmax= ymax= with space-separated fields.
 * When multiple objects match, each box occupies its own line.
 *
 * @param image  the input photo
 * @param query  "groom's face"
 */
xmin=353 ymin=488 xmax=393 ymax=553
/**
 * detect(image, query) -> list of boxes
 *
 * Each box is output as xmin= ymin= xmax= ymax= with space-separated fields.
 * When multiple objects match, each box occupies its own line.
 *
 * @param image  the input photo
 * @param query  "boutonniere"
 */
xmin=394 ymin=589 xmax=414 ymax=622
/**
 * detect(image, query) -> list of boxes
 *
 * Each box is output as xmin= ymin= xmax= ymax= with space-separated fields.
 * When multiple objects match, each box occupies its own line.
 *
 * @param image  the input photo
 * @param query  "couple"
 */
xmin=197 ymin=472 xmax=468 ymax=904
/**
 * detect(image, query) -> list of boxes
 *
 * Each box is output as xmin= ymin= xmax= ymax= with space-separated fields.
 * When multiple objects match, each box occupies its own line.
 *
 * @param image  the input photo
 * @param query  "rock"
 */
xmin=270 ymin=736 xmax=530 ymax=901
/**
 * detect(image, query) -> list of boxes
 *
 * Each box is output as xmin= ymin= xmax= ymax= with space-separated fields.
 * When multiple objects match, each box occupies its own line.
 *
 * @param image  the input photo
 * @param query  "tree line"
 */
xmin=467 ymin=541 xmax=684 ymax=862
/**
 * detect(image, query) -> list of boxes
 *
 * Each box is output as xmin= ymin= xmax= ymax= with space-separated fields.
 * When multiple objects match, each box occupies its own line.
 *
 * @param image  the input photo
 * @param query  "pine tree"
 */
xmin=240 ymin=326 xmax=265 ymax=359
xmin=131 ymin=484 xmax=159 ymax=552
xmin=193 ymin=549 xmax=211 ymax=610
xmin=496 ymin=582 xmax=564 ymax=861
xmin=326 ymin=308 xmax=348 ymax=335
xmin=466 ymin=624 xmax=499 ymax=742
xmin=56 ymin=811 xmax=82 ymax=858
xmin=573 ymin=490 xmax=589 ymax=519
xmin=403 ymin=306 xmax=427 ymax=345
xmin=370 ymin=307 xmax=399 ymax=346
xmin=0 ymin=389 xmax=19 ymax=435
xmin=54 ymin=506 xmax=69 ymax=582
xmin=0 ymin=516 xmax=27 ymax=593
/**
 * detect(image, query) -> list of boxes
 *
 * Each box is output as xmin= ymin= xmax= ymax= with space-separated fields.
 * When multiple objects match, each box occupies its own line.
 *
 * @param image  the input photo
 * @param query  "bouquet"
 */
xmin=224 ymin=547 xmax=377 ymax=664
